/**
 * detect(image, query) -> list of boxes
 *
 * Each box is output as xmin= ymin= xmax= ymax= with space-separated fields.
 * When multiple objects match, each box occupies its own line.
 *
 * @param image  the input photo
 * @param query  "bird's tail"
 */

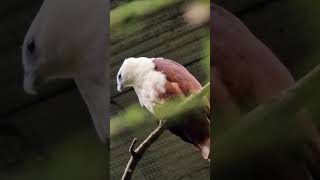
xmin=198 ymin=138 xmax=210 ymax=161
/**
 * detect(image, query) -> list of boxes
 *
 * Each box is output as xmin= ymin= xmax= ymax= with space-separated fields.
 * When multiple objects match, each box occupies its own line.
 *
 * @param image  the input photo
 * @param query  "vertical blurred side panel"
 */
xmin=0 ymin=0 xmax=110 ymax=179
xmin=212 ymin=1 xmax=320 ymax=180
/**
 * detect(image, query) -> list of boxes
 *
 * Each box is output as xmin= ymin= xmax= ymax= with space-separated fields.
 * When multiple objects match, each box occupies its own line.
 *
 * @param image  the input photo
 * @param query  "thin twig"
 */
xmin=121 ymin=120 xmax=167 ymax=180
xmin=129 ymin=138 xmax=138 ymax=156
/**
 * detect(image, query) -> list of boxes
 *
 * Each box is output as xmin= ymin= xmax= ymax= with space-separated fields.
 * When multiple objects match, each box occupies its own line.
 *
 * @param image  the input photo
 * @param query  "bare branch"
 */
xmin=121 ymin=120 xmax=167 ymax=180
xmin=129 ymin=138 xmax=138 ymax=156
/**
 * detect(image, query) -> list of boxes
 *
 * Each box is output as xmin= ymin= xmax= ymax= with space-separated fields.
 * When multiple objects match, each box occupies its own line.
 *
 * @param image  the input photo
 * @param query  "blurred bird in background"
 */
xmin=211 ymin=3 xmax=320 ymax=179
xmin=21 ymin=0 xmax=109 ymax=143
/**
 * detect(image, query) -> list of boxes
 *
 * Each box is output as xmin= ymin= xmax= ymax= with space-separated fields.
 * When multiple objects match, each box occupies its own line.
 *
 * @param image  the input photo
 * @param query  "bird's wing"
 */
xmin=153 ymin=58 xmax=202 ymax=95
xmin=153 ymin=58 xmax=210 ymax=160
xmin=153 ymin=58 xmax=210 ymax=118
xmin=160 ymin=80 xmax=211 ymax=159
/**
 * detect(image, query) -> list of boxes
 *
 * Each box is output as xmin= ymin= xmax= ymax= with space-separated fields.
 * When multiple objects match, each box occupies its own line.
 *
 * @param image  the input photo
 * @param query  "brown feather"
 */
xmin=153 ymin=58 xmax=211 ymax=160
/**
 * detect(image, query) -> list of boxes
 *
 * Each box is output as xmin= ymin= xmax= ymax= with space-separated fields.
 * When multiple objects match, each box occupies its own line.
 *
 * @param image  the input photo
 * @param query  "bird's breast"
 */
xmin=135 ymin=76 xmax=167 ymax=114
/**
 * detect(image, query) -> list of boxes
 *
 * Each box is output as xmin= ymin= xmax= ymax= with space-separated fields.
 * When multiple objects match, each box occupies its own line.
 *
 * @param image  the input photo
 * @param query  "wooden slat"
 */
xmin=112 ymin=17 xmax=186 ymax=55
xmin=111 ymin=1 xmax=182 ymax=44
xmin=111 ymin=30 xmax=207 ymax=76
xmin=110 ymin=30 xmax=208 ymax=97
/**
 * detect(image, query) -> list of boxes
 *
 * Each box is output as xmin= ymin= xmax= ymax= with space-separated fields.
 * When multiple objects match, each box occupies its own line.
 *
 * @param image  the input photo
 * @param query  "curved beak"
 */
xmin=23 ymin=71 xmax=41 ymax=95
xmin=117 ymin=83 xmax=122 ymax=92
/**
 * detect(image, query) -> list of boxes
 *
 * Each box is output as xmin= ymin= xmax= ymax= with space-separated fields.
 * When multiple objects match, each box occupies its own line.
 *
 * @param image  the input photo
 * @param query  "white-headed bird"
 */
xmin=21 ymin=0 xmax=109 ymax=143
xmin=117 ymin=57 xmax=210 ymax=160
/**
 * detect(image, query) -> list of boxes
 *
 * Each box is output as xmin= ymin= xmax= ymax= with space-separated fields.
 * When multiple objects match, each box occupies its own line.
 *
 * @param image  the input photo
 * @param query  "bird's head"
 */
xmin=116 ymin=57 xmax=155 ymax=92
xmin=21 ymin=0 xmax=109 ymax=143
xmin=22 ymin=0 xmax=99 ymax=95
xmin=22 ymin=27 xmax=76 ymax=95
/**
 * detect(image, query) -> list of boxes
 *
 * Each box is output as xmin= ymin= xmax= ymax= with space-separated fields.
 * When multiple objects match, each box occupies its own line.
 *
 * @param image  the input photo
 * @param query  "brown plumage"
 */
xmin=153 ymin=58 xmax=211 ymax=160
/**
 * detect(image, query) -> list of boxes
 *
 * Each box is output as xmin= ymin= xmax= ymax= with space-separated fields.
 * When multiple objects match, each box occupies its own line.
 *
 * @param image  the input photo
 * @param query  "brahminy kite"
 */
xmin=116 ymin=57 xmax=210 ymax=160
xmin=21 ymin=0 xmax=109 ymax=143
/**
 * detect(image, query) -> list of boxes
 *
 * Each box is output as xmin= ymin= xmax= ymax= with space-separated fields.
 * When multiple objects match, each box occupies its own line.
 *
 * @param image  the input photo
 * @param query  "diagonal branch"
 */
xmin=121 ymin=120 xmax=167 ymax=180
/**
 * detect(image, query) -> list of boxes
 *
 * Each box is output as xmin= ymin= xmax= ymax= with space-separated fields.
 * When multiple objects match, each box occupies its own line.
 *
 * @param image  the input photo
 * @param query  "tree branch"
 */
xmin=121 ymin=120 xmax=167 ymax=180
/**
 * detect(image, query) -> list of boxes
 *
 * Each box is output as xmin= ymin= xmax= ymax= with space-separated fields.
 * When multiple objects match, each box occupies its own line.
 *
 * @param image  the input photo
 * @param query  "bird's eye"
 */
xmin=27 ymin=38 xmax=36 ymax=55
xmin=118 ymin=74 xmax=122 ymax=80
